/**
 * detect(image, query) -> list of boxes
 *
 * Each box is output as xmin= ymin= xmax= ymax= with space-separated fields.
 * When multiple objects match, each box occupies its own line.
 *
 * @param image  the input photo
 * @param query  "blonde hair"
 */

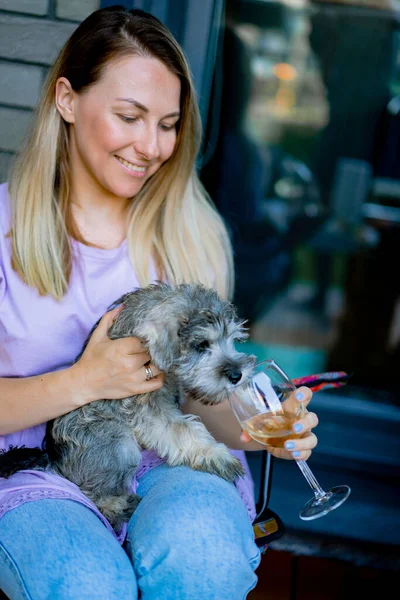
xmin=9 ymin=6 xmax=233 ymax=301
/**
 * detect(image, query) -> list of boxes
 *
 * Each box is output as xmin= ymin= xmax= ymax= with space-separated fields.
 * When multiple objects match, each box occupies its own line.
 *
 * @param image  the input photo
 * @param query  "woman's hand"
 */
xmin=240 ymin=386 xmax=319 ymax=460
xmin=70 ymin=306 xmax=164 ymax=405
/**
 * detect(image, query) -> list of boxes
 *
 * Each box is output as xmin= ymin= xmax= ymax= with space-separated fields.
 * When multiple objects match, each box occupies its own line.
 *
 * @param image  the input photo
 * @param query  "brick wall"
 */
xmin=0 ymin=0 xmax=101 ymax=183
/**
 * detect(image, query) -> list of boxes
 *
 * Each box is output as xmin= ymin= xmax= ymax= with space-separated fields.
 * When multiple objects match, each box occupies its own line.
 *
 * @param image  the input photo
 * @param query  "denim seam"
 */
xmin=241 ymin=548 xmax=262 ymax=599
xmin=242 ymin=577 xmax=259 ymax=600
xmin=241 ymin=550 xmax=261 ymax=600
xmin=249 ymin=548 xmax=261 ymax=569
xmin=0 ymin=541 xmax=33 ymax=600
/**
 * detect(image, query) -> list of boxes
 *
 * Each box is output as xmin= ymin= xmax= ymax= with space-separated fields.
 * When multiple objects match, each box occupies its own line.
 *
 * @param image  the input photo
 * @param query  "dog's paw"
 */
xmin=192 ymin=446 xmax=245 ymax=482
xmin=122 ymin=492 xmax=142 ymax=516
xmin=96 ymin=493 xmax=141 ymax=529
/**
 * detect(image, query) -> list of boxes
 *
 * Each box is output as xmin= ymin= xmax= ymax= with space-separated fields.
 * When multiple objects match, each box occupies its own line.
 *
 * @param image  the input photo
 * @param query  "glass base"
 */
xmin=299 ymin=485 xmax=351 ymax=521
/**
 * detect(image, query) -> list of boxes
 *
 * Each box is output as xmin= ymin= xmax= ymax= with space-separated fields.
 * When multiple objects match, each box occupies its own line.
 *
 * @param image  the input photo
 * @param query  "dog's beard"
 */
xmin=182 ymin=383 xmax=231 ymax=406
xmin=179 ymin=358 xmax=256 ymax=406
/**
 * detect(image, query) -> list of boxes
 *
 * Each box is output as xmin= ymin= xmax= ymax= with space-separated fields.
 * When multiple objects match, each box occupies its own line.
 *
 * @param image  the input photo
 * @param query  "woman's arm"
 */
xmin=181 ymin=395 xmax=265 ymax=451
xmin=0 ymin=368 xmax=86 ymax=436
xmin=0 ymin=308 xmax=163 ymax=436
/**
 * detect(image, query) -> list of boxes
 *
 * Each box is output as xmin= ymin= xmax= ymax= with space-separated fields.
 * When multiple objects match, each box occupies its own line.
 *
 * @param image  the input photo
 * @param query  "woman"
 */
xmin=0 ymin=6 xmax=318 ymax=599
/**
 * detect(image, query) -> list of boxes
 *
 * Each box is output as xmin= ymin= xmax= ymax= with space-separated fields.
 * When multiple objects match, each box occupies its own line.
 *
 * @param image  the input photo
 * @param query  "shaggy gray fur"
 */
xmin=9 ymin=283 xmax=256 ymax=529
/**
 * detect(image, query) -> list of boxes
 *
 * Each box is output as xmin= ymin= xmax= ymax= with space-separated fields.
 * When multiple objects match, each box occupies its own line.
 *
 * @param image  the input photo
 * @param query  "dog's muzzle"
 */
xmin=227 ymin=370 xmax=242 ymax=385
xmin=221 ymin=365 xmax=243 ymax=385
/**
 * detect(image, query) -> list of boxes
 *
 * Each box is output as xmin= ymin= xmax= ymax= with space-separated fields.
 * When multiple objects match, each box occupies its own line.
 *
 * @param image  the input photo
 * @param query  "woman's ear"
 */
xmin=55 ymin=77 xmax=76 ymax=123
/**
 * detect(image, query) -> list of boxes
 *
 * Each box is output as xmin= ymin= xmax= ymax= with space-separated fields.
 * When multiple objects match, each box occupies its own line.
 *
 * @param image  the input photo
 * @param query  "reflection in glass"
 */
xmin=202 ymin=0 xmax=400 ymax=395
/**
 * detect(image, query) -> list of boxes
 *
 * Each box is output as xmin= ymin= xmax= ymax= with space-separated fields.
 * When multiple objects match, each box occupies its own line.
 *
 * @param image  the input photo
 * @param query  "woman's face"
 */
xmin=59 ymin=54 xmax=181 ymax=201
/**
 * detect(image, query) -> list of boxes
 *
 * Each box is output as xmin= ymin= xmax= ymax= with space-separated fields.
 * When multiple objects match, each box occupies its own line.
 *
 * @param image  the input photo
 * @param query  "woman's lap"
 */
xmin=0 ymin=498 xmax=137 ymax=600
xmin=0 ymin=465 xmax=260 ymax=600
xmin=129 ymin=465 xmax=260 ymax=600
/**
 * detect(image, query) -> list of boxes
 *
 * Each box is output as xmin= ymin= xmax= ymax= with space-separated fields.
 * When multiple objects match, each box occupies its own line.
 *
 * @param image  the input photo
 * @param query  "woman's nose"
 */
xmin=133 ymin=126 xmax=160 ymax=161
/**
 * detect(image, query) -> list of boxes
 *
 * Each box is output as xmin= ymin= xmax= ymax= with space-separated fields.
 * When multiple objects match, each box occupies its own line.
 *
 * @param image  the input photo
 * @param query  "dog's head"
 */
xmin=110 ymin=283 xmax=256 ymax=405
xmin=173 ymin=293 xmax=256 ymax=405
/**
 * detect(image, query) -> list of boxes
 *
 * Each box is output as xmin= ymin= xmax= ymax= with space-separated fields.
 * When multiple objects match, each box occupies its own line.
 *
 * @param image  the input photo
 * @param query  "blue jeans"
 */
xmin=0 ymin=465 xmax=260 ymax=599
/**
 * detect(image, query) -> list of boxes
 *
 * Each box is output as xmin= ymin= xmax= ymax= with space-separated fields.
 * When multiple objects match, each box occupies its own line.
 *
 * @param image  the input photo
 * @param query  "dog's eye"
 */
xmin=194 ymin=340 xmax=210 ymax=353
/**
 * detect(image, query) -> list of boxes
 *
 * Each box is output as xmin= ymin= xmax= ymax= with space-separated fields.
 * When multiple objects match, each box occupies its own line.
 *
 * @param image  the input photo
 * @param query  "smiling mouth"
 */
xmin=115 ymin=155 xmax=147 ymax=174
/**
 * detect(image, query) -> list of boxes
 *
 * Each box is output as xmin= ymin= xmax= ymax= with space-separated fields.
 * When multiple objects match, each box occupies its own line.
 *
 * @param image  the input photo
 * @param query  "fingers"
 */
xmin=92 ymin=307 xmax=150 ymax=357
xmin=284 ymin=386 xmax=313 ymax=413
xmin=240 ymin=383 xmax=319 ymax=461
xmin=142 ymin=362 xmax=162 ymax=382
xmin=124 ymin=361 xmax=164 ymax=395
xmin=76 ymin=306 xmax=166 ymax=402
xmin=240 ymin=428 xmax=318 ymax=460
xmin=90 ymin=307 xmax=149 ymax=355
xmin=240 ymin=431 xmax=252 ymax=443
xmin=112 ymin=336 xmax=147 ymax=356
xmin=283 ymin=403 xmax=319 ymax=460
xmin=110 ymin=354 xmax=162 ymax=389
xmin=133 ymin=368 xmax=165 ymax=395
xmin=294 ymin=409 xmax=319 ymax=434
xmin=283 ymin=431 xmax=318 ymax=460
xmin=90 ymin=306 xmax=124 ymax=342
xmin=240 ymin=392 xmax=318 ymax=447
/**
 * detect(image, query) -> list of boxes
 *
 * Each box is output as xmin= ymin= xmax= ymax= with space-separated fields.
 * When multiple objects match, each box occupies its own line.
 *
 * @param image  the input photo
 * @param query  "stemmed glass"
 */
xmin=229 ymin=359 xmax=351 ymax=520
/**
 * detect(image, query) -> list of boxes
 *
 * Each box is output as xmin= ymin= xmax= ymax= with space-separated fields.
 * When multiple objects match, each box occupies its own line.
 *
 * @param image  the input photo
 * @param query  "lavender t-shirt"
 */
xmin=0 ymin=182 xmax=255 ymax=543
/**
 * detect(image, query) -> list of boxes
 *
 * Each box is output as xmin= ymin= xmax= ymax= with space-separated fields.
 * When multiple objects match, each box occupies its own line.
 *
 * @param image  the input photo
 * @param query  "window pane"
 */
xmin=201 ymin=0 xmax=400 ymax=396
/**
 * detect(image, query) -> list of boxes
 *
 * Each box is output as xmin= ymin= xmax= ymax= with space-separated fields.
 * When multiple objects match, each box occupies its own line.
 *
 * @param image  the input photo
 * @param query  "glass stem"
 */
xmin=296 ymin=460 xmax=326 ymax=499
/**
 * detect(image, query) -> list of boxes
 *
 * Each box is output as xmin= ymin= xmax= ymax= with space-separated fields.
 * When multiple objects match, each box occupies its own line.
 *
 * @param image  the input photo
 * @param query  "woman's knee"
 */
xmin=0 ymin=499 xmax=138 ymax=600
xmin=127 ymin=467 xmax=260 ymax=598
xmin=134 ymin=466 xmax=256 ymax=542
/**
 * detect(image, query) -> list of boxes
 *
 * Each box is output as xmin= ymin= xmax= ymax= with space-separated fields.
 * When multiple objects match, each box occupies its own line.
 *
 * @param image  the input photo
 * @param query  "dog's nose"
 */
xmin=227 ymin=370 xmax=242 ymax=385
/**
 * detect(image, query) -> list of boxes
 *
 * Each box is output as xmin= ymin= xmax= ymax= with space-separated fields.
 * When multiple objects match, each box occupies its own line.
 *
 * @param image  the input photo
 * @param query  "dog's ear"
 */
xmin=107 ymin=285 xmax=182 ymax=371
xmin=135 ymin=312 xmax=185 ymax=371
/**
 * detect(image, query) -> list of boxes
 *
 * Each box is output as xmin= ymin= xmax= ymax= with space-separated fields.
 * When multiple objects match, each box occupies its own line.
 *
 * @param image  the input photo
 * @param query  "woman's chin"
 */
xmin=106 ymin=178 xmax=146 ymax=200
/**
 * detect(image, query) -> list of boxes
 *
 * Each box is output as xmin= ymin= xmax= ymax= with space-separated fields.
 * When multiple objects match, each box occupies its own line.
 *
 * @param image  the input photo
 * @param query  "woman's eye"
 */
xmin=119 ymin=115 xmax=138 ymax=124
xmin=160 ymin=123 xmax=176 ymax=132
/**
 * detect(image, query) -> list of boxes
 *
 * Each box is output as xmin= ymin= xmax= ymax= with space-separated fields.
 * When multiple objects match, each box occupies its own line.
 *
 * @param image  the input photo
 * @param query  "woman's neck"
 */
xmin=70 ymin=189 xmax=131 ymax=251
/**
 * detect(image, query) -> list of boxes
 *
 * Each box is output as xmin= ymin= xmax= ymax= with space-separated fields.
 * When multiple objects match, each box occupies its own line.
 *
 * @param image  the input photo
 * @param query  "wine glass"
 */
xmin=229 ymin=359 xmax=351 ymax=520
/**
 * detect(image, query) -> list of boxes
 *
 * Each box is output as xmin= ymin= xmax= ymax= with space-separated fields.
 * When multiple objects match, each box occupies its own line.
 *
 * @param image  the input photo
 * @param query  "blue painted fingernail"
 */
xmin=296 ymin=391 xmax=304 ymax=401
xmin=293 ymin=423 xmax=303 ymax=433
xmin=293 ymin=451 xmax=301 ymax=458
xmin=285 ymin=441 xmax=295 ymax=450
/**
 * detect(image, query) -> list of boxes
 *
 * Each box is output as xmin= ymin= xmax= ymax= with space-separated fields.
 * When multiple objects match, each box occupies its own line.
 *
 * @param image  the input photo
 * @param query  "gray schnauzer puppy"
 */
xmin=0 ymin=283 xmax=256 ymax=529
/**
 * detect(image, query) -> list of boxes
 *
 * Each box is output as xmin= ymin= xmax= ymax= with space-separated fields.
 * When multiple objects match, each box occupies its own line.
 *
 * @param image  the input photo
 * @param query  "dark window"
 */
xmin=201 ymin=0 xmax=400 ymax=398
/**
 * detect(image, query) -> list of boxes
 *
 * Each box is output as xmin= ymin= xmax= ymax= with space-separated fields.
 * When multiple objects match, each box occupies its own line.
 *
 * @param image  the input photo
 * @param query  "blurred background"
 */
xmin=0 ymin=0 xmax=399 ymax=596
